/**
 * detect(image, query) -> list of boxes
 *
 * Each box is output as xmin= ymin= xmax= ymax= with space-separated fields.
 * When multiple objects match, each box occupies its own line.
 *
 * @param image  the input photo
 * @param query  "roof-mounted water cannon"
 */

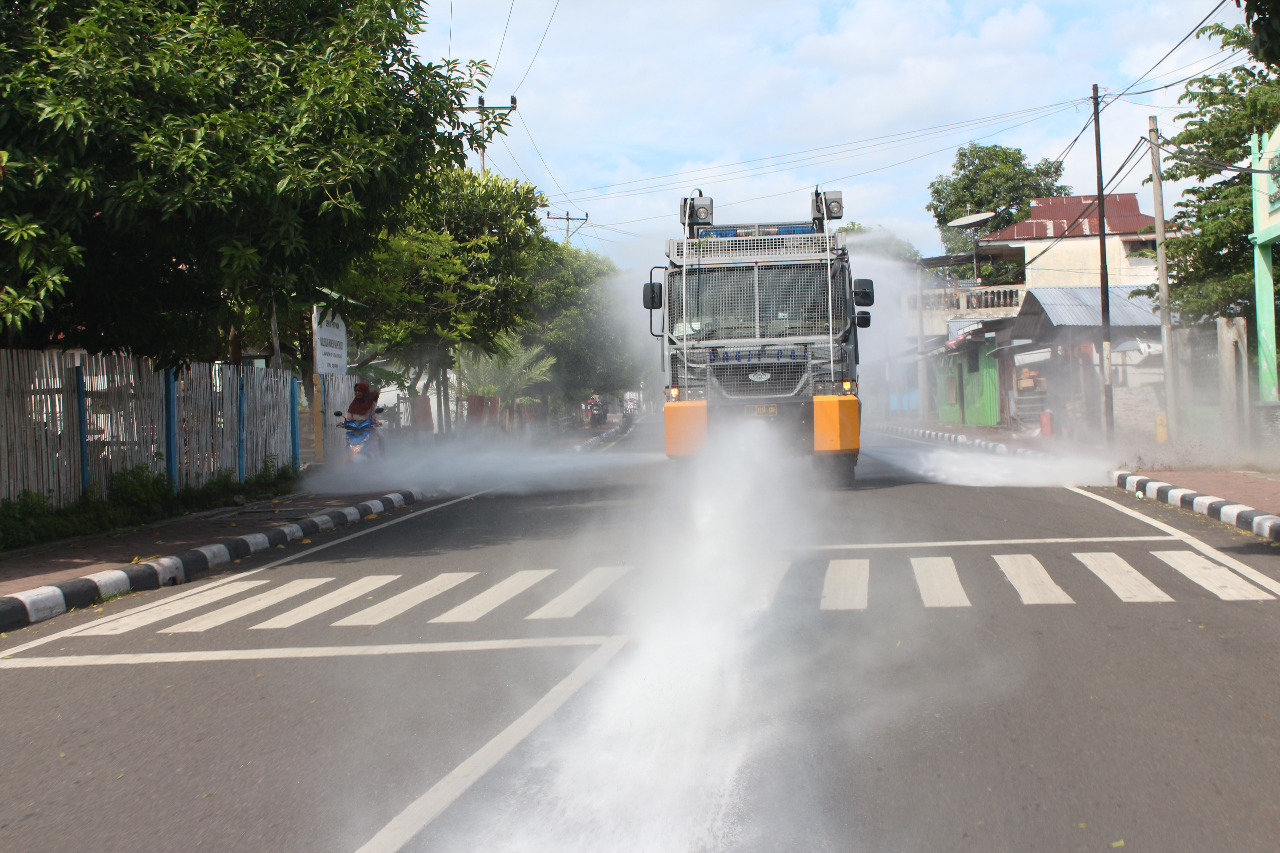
xmin=680 ymin=190 xmax=713 ymax=238
xmin=812 ymin=188 xmax=844 ymax=230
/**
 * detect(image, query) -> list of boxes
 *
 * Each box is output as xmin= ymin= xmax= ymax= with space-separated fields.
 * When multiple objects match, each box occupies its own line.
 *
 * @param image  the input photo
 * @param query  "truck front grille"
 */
xmin=710 ymin=362 xmax=808 ymax=398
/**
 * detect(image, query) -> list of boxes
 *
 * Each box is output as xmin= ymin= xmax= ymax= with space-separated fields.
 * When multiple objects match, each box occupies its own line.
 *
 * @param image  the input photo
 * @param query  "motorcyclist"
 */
xmin=344 ymin=381 xmax=385 ymax=454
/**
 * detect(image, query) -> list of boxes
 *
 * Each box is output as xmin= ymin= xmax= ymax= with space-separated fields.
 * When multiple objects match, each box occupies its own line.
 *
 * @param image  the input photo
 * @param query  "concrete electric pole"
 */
xmin=546 ymin=210 xmax=588 ymax=244
xmin=461 ymin=95 xmax=517 ymax=175
xmin=1093 ymin=84 xmax=1115 ymax=443
xmin=1148 ymin=116 xmax=1177 ymax=438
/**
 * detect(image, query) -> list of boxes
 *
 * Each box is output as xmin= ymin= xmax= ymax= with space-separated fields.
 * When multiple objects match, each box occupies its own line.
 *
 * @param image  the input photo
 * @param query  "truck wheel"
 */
xmin=819 ymin=454 xmax=857 ymax=488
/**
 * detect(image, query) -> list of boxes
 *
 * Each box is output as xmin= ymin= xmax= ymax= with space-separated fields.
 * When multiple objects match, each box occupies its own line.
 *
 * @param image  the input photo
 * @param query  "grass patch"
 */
xmin=0 ymin=460 xmax=298 ymax=551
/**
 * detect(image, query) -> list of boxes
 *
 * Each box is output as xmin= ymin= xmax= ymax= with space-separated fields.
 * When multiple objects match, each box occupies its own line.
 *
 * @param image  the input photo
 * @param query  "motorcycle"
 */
xmin=334 ymin=407 xmax=384 ymax=462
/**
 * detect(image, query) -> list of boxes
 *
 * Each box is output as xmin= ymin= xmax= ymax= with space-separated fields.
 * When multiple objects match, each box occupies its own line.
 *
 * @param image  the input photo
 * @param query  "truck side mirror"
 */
xmin=855 ymin=311 xmax=871 ymax=329
xmin=852 ymin=278 xmax=874 ymax=307
xmin=643 ymin=281 xmax=663 ymax=310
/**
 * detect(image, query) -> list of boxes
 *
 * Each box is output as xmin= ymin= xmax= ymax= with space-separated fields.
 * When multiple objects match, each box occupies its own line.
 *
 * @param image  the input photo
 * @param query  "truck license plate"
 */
xmin=745 ymin=403 xmax=778 ymax=417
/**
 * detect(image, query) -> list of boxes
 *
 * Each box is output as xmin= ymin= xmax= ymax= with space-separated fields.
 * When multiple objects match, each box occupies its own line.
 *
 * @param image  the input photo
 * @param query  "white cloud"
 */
xmin=414 ymin=0 xmax=1245 ymax=269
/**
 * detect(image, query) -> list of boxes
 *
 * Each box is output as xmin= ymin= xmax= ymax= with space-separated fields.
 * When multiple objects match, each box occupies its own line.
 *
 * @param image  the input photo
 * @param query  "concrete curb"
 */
xmin=1113 ymin=471 xmax=1280 ymax=543
xmin=574 ymin=419 xmax=633 ymax=452
xmin=0 ymin=489 xmax=432 ymax=634
xmin=878 ymin=424 xmax=1050 ymax=458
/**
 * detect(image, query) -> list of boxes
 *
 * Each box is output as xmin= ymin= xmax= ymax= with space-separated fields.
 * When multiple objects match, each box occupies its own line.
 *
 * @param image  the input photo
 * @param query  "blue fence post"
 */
xmin=237 ymin=371 xmax=246 ymax=483
xmin=290 ymin=378 xmax=300 ymax=472
xmin=74 ymin=365 xmax=90 ymax=499
xmin=164 ymin=368 xmax=178 ymax=494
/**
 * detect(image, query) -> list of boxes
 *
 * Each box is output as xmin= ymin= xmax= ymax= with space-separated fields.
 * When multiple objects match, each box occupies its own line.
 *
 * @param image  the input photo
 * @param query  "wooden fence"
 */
xmin=1 ymin=350 xmax=300 ymax=507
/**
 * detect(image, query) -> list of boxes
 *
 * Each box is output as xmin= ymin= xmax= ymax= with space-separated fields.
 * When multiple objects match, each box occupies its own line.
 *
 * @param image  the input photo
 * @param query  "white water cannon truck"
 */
xmin=642 ymin=189 xmax=873 ymax=481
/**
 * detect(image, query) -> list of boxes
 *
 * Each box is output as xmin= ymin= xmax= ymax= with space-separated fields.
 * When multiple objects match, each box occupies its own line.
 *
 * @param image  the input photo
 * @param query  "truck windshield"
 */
xmin=668 ymin=263 xmax=842 ymax=341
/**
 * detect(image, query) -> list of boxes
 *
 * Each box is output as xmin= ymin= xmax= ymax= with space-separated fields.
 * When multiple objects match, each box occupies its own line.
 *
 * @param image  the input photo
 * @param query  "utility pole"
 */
xmin=546 ymin=210 xmax=588 ymax=244
xmin=1148 ymin=116 xmax=1177 ymax=437
xmin=460 ymin=95 xmax=517 ymax=175
xmin=1092 ymin=84 xmax=1115 ymax=443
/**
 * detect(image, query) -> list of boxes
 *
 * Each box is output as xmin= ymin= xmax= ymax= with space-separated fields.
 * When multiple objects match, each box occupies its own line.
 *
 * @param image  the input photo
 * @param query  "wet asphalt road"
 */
xmin=2 ymin=418 xmax=1279 ymax=852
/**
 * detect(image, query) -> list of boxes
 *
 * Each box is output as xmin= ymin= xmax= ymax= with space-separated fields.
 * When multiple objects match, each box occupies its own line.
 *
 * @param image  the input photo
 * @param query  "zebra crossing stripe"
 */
xmin=526 ymin=567 xmax=631 ymax=620
xmin=251 ymin=575 xmax=401 ymax=629
xmin=820 ymin=559 xmax=869 ymax=610
xmin=993 ymin=555 xmax=1074 ymax=604
xmin=1151 ymin=552 xmax=1274 ymax=601
xmin=334 ymin=574 xmax=477 ymax=626
xmin=1074 ymin=553 xmax=1173 ymax=602
xmin=431 ymin=570 xmax=556 ymax=623
xmin=78 ymin=581 xmax=272 ymax=635
xmin=164 ymin=579 xmax=333 ymax=633
xmin=910 ymin=557 xmax=971 ymax=607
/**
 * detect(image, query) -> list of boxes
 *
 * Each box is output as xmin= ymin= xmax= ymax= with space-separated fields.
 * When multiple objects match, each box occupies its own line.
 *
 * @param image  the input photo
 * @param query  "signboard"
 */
xmin=312 ymin=307 xmax=348 ymax=375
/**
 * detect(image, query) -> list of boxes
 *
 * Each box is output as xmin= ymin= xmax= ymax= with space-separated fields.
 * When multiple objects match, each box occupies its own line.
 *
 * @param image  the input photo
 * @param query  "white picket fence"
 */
xmin=0 ymin=350 xmax=299 ymax=507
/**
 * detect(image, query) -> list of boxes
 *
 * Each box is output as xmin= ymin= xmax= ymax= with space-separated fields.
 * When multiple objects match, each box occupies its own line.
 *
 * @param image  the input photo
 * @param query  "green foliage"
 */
xmin=1237 ymin=0 xmax=1280 ymax=67
xmin=343 ymin=170 xmax=547 ymax=384
xmin=456 ymin=332 xmax=554 ymax=402
xmin=0 ymin=460 xmax=297 ymax=550
xmin=0 ymin=0 xmax=502 ymax=364
xmin=835 ymin=222 xmax=920 ymax=261
xmin=926 ymin=143 xmax=1071 ymax=255
xmin=522 ymin=239 xmax=637 ymax=403
xmin=1138 ymin=24 xmax=1280 ymax=323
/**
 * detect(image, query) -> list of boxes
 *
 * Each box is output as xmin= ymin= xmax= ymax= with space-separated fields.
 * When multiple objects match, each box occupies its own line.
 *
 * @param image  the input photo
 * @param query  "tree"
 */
xmin=1237 ymin=0 xmax=1280 ymax=67
xmin=522 ymin=240 xmax=638 ymax=405
xmin=340 ymin=170 xmax=547 ymax=400
xmin=926 ymin=143 xmax=1071 ymax=255
xmin=1142 ymin=24 xmax=1280 ymax=323
xmin=456 ymin=333 xmax=555 ymax=411
xmin=0 ymin=0 xmax=502 ymax=364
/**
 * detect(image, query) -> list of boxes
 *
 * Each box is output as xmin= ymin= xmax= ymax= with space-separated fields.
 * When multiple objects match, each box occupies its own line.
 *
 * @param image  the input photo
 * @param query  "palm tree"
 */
xmin=455 ymin=333 xmax=555 ymax=429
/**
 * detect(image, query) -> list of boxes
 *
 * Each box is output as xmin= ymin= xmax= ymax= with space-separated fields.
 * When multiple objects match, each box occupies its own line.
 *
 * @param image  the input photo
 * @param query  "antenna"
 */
xmin=946 ymin=211 xmax=996 ymax=282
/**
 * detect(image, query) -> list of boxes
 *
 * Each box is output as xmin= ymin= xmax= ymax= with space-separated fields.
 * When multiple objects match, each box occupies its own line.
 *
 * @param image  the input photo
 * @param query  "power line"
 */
xmin=518 ymin=112 xmax=583 ymax=211
xmin=1106 ymin=0 xmax=1230 ymax=106
xmin=491 ymin=0 xmax=517 ymax=78
xmin=553 ymin=99 xmax=1088 ymax=201
xmin=512 ymin=0 xmax=560 ymax=94
xmin=500 ymin=137 xmax=535 ymax=184
xmin=597 ymin=101 xmax=1082 ymax=229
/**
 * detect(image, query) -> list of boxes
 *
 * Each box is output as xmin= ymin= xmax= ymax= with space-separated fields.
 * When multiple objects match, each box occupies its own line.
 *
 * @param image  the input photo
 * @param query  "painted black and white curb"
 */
xmin=575 ymin=418 xmax=634 ymax=452
xmin=1114 ymin=471 xmax=1280 ymax=543
xmin=0 ymin=489 xmax=432 ymax=634
xmin=878 ymin=424 xmax=1049 ymax=458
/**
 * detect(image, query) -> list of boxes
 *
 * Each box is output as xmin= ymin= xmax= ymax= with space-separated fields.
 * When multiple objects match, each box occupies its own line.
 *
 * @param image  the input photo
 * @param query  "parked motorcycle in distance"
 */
xmin=334 ymin=407 xmax=384 ymax=462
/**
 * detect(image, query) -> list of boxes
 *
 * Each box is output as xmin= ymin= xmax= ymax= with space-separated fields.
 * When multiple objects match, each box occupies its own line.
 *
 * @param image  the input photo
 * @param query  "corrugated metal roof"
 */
xmin=1023 ymin=286 xmax=1158 ymax=327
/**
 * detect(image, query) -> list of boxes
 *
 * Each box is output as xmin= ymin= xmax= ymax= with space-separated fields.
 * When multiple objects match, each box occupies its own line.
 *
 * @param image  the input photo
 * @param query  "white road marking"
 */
xmin=353 ymin=635 xmax=629 ymax=853
xmin=1074 ymin=553 xmax=1173 ymax=603
xmin=76 ymin=581 xmax=270 ymax=636
xmin=0 ymin=636 xmax=616 ymax=669
xmin=910 ymin=557 xmax=971 ymax=607
xmin=251 ymin=575 xmax=401 ymax=629
xmin=1151 ymin=551 xmax=1274 ymax=601
xmin=1067 ymin=487 xmax=1280 ymax=596
xmin=431 ymin=570 xmax=556 ymax=623
xmin=334 ymin=574 xmax=476 ymax=626
xmin=526 ymin=567 xmax=631 ymax=620
xmin=812 ymin=535 xmax=1176 ymax=551
xmin=1 ymin=490 xmax=494 ymax=658
xmin=750 ymin=561 xmax=792 ymax=613
xmin=993 ymin=554 xmax=1074 ymax=604
xmin=163 ymin=579 xmax=333 ymax=632
xmin=820 ymin=559 xmax=869 ymax=610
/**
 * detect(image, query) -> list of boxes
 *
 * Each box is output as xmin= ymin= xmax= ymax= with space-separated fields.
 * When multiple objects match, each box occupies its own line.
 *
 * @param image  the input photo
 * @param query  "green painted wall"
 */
xmin=934 ymin=348 xmax=999 ymax=426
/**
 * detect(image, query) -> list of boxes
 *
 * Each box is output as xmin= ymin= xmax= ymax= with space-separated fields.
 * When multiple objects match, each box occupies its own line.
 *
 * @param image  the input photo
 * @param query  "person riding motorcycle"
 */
xmin=337 ymin=381 xmax=385 ymax=458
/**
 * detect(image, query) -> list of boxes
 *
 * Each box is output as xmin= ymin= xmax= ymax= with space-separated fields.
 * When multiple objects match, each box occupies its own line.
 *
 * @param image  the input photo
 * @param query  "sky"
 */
xmin=413 ymin=0 xmax=1248 ymax=276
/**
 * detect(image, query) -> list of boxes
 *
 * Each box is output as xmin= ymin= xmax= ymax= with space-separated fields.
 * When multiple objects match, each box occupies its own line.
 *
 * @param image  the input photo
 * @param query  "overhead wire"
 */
xmin=597 ymin=100 xmax=1084 ymax=228
xmin=512 ymin=0 xmax=561 ymax=94
xmin=1106 ymin=0 xmax=1230 ymax=106
xmin=553 ymin=99 xmax=1089 ymax=202
xmin=490 ymin=0 xmax=517 ymax=79
xmin=518 ymin=112 xmax=583 ymax=211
